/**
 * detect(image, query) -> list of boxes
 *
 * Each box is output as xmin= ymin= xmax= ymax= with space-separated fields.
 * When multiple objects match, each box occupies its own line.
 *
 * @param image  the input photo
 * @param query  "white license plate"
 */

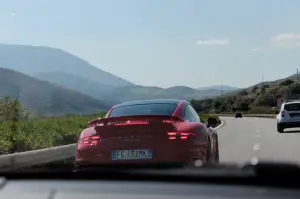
xmin=112 ymin=149 xmax=153 ymax=160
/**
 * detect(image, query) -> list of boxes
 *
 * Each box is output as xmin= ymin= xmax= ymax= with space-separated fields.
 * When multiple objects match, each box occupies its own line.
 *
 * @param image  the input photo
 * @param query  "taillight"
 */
xmin=162 ymin=119 xmax=182 ymax=124
xmin=79 ymin=135 xmax=101 ymax=145
xmin=166 ymin=132 xmax=196 ymax=140
xmin=162 ymin=120 xmax=173 ymax=123
xmin=114 ymin=120 xmax=149 ymax=126
xmin=281 ymin=110 xmax=284 ymax=117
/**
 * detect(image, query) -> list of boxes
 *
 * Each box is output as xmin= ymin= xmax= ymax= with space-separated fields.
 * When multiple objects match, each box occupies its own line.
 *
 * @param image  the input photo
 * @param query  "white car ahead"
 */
xmin=276 ymin=100 xmax=300 ymax=133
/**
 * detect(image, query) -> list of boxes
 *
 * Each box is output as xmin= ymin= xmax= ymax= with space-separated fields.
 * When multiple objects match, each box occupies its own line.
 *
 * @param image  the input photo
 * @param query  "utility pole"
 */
xmin=221 ymin=85 xmax=223 ymax=96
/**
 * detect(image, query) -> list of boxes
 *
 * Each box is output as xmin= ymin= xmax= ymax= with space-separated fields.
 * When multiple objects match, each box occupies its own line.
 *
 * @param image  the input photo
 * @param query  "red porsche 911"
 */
xmin=75 ymin=99 xmax=219 ymax=170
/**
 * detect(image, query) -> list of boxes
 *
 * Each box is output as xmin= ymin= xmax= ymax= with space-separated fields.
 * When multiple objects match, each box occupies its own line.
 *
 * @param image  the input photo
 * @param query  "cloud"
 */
xmin=270 ymin=33 xmax=300 ymax=48
xmin=196 ymin=39 xmax=230 ymax=46
xmin=11 ymin=12 xmax=16 ymax=17
xmin=271 ymin=33 xmax=300 ymax=42
xmin=251 ymin=47 xmax=262 ymax=52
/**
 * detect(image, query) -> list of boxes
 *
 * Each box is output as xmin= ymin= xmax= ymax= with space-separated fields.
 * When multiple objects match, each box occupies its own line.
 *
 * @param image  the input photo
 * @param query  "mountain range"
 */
xmin=0 ymin=68 xmax=110 ymax=116
xmin=197 ymin=85 xmax=239 ymax=91
xmin=0 ymin=44 xmax=238 ymax=116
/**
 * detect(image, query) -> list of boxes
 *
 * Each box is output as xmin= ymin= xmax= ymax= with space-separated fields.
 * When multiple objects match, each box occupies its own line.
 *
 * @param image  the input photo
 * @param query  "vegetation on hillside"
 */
xmin=0 ymin=96 xmax=107 ymax=154
xmin=190 ymin=78 xmax=300 ymax=114
xmin=0 ymin=96 xmax=220 ymax=155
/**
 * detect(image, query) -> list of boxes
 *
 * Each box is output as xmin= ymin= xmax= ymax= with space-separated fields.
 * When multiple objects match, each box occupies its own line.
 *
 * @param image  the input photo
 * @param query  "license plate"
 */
xmin=112 ymin=149 xmax=153 ymax=160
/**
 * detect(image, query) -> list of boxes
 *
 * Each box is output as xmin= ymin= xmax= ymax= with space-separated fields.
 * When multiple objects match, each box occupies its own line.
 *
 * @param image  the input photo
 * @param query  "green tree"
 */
xmin=238 ymin=100 xmax=250 ymax=111
xmin=213 ymin=99 xmax=222 ymax=109
xmin=280 ymin=79 xmax=294 ymax=86
xmin=252 ymin=86 xmax=258 ymax=92
xmin=238 ymin=89 xmax=248 ymax=96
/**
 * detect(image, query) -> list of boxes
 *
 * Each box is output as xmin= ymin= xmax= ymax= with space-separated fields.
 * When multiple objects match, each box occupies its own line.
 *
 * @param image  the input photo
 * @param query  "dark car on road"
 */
xmin=235 ymin=113 xmax=242 ymax=118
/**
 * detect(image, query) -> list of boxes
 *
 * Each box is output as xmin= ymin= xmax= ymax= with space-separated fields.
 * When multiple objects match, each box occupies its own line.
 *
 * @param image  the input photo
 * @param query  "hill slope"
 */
xmin=0 ymin=68 xmax=110 ymax=116
xmin=0 ymin=44 xmax=133 ymax=88
xmin=34 ymin=72 xmax=120 ymax=104
xmin=191 ymin=74 xmax=300 ymax=114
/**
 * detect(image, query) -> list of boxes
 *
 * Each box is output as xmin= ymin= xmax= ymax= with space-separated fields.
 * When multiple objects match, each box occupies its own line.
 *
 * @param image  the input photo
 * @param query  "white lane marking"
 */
xmin=253 ymin=143 xmax=260 ymax=151
xmin=213 ymin=120 xmax=224 ymax=130
xmin=255 ymin=134 xmax=261 ymax=138
xmin=250 ymin=157 xmax=259 ymax=165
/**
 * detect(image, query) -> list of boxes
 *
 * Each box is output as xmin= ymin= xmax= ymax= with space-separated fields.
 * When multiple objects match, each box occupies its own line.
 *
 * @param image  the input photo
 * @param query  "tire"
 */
xmin=214 ymin=137 xmax=219 ymax=164
xmin=277 ymin=123 xmax=284 ymax=133
xmin=206 ymin=138 xmax=212 ymax=164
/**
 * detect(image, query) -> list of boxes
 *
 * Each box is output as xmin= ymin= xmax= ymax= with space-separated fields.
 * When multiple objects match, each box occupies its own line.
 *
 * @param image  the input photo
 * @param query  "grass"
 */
xmin=0 ymin=113 xmax=219 ymax=155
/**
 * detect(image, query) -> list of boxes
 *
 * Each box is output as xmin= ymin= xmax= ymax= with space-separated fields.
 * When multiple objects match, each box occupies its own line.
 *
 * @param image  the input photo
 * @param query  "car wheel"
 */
xmin=214 ymin=137 xmax=219 ymax=163
xmin=206 ymin=138 xmax=212 ymax=164
xmin=277 ymin=124 xmax=284 ymax=133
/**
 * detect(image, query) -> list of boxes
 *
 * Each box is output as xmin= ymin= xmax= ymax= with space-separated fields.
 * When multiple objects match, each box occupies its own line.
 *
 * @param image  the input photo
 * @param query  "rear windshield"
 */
xmin=284 ymin=103 xmax=300 ymax=111
xmin=109 ymin=103 xmax=178 ymax=117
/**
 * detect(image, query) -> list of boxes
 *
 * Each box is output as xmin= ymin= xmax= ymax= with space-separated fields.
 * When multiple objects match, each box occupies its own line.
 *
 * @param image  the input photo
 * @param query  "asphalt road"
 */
xmin=218 ymin=117 xmax=300 ymax=165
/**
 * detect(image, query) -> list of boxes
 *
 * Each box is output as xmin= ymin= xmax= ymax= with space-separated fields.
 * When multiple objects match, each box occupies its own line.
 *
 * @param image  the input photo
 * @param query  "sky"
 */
xmin=1 ymin=0 xmax=300 ymax=88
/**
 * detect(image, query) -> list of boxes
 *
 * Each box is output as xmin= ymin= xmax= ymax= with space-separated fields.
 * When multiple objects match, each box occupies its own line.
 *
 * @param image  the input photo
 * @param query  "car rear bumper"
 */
xmin=278 ymin=121 xmax=300 ymax=128
xmin=76 ymin=146 xmax=207 ymax=166
xmin=74 ymin=162 xmax=189 ymax=172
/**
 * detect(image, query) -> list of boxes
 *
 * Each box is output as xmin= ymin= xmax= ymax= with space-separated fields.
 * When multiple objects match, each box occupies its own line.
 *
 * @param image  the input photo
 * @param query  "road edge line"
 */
xmin=213 ymin=120 xmax=224 ymax=130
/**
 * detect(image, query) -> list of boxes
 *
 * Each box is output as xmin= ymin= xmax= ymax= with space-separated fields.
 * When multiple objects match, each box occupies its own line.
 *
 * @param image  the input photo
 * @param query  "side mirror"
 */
xmin=206 ymin=117 xmax=218 ymax=128
xmin=74 ymin=134 xmax=79 ymax=141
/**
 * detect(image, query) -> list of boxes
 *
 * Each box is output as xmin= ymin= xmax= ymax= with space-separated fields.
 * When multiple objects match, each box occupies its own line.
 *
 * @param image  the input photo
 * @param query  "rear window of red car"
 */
xmin=108 ymin=103 xmax=178 ymax=117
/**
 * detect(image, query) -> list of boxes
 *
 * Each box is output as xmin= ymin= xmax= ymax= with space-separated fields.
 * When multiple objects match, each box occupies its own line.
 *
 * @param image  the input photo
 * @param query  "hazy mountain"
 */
xmin=0 ymin=68 xmax=110 ymax=116
xmin=100 ymin=85 xmax=232 ymax=102
xmin=32 ymin=73 xmax=235 ymax=103
xmin=0 ymin=44 xmax=133 ymax=88
xmin=33 ymin=72 xmax=119 ymax=104
xmin=0 ymin=43 xmax=235 ymax=104
xmin=197 ymin=85 xmax=239 ymax=91
xmin=32 ymin=72 xmax=231 ymax=103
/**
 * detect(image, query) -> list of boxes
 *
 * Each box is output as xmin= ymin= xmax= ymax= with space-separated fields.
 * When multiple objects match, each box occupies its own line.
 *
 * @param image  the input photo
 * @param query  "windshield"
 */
xmin=109 ymin=103 xmax=178 ymax=117
xmin=284 ymin=103 xmax=300 ymax=111
xmin=1 ymin=0 xmax=300 ymax=175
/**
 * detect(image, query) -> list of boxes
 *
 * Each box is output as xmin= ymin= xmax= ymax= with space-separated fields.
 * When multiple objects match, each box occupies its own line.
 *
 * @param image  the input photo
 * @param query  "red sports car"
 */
xmin=75 ymin=99 xmax=219 ymax=170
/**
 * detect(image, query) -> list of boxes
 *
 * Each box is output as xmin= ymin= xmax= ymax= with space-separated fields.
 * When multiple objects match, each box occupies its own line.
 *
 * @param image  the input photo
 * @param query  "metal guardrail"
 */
xmin=0 ymin=144 xmax=76 ymax=171
xmin=217 ymin=114 xmax=276 ymax=118
xmin=0 ymin=121 xmax=225 ymax=171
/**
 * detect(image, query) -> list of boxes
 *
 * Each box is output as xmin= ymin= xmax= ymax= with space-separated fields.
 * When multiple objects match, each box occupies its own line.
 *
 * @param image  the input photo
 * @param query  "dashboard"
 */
xmin=0 ymin=179 xmax=299 ymax=199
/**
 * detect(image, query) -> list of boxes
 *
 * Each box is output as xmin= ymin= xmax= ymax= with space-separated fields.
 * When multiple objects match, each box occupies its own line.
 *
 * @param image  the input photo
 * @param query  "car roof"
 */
xmin=113 ymin=99 xmax=187 ymax=108
xmin=283 ymin=100 xmax=300 ymax=105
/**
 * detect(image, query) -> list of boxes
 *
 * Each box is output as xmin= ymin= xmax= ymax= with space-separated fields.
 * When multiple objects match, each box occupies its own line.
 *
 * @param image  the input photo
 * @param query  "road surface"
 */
xmin=218 ymin=117 xmax=300 ymax=165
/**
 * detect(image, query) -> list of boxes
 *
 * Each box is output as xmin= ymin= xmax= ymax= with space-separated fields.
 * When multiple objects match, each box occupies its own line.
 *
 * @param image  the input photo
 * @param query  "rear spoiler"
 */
xmin=87 ymin=115 xmax=183 ymax=127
